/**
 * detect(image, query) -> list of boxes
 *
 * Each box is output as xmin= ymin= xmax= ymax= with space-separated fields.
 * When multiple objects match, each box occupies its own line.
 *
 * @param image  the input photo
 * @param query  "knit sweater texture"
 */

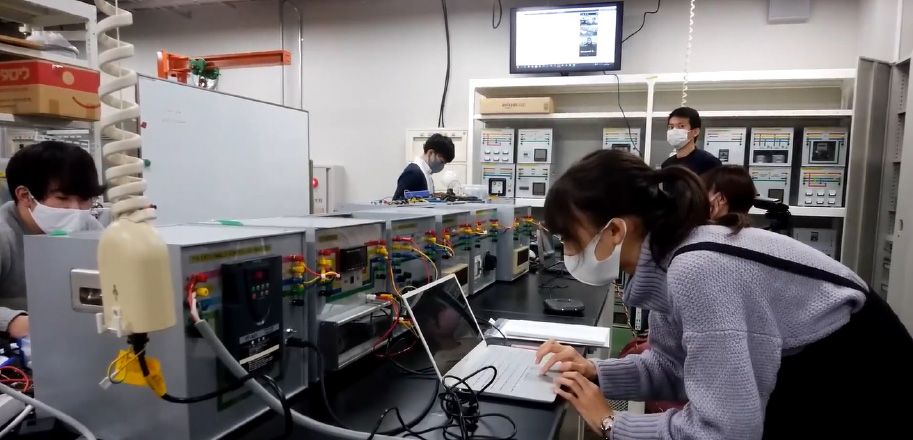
xmin=598 ymin=225 xmax=866 ymax=439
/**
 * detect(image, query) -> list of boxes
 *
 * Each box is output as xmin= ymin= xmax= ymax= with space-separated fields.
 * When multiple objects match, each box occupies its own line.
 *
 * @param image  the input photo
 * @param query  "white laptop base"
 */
xmin=403 ymin=275 xmax=557 ymax=403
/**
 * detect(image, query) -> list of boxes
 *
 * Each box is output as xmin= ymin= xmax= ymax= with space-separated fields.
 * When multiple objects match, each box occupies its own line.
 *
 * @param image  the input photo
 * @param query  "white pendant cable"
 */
xmin=95 ymin=0 xmax=155 ymax=223
xmin=682 ymin=0 xmax=696 ymax=107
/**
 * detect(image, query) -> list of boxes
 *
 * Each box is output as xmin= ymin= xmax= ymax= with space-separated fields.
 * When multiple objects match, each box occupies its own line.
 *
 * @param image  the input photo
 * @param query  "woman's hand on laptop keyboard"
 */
xmin=534 ymin=339 xmax=597 ymax=381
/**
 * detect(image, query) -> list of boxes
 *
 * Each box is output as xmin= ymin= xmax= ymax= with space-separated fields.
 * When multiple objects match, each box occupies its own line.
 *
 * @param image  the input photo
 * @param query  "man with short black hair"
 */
xmin=0 ymin=141 xmax=105 ymax=338
xmin=393 ymin=133 xmax=455 ymax=200
xmin=662 ymin=106 xmax=722 ymax=175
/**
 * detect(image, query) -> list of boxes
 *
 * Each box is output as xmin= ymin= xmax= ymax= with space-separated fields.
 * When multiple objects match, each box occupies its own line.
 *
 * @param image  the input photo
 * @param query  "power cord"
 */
xmin=622 ymin=0 xmax=661 ymax=43
xmin=129 ymin=333 xmax=292 ymax=439
xmin=604 ymin=72 xmax=639 ymax=156
xmin=407 ymin=366 xmax=517 ymax=439
xmin=491 ymin=0 xmax=503 ymax=29
xmin=286 ymin=337 xmax=439 ymax=436
xmin=438 ymin=0 xmax=451 ymax=127
xmin=476 ymin=320 xmax=508 ymax=341
xmin=0 ymin=382 xmax=95 ymax=440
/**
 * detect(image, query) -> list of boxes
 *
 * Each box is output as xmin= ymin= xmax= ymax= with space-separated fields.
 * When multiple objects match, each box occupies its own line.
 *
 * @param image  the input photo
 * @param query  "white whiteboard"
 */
xmin=137 ymin=76 xmax=310 ymax=225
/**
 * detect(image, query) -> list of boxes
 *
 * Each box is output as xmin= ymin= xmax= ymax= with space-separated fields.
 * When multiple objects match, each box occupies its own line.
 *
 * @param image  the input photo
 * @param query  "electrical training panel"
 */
xmin=419 ymin=204 xmax=499 ymax=294
xmin=799 ymin=168 xmax=845 ymax=207
xmin=703 ymin=127 xmax=747 ymax=165
xmin=212 ymin=217 xmax=389 ymax=373
xmin=515 ymin=163 xmax=551 ymax=199
xmin=480 ymin=128 xmax=515 ymax=163
xmin=481 ymin=163 xmax=516 ymax=198
xmin=749 ymin=127 xmax=794 ymax=166
xmin=750 ymin=167 xmax=791 ymax=203
xmin=801 ymin=127 xmax=848 ymax=167
xmin=602 ymin=128 xmax=642 ymax=156
xmin=25 ymin=224 xmax=311 ymax=440
xmin=388 ymin=206 xmax=473 ymax=294
xmin=492 ymin=204 xmax=535 ymax=282
xmin=798 ymin=128 xmax=848 ymax=207
xmin=749 ymin=127 xmax=793 ymax=203
xmin=517 ymin=128 xmax=553 ymax=164
xmin=793 ymin=227 xmax=838 ymax=259
xmin=344 ymin=209 xmax=441 ymax=292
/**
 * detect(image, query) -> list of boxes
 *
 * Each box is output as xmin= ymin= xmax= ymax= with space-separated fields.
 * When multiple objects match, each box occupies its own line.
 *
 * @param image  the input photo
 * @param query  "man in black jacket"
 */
xmin=662 ymin=107 xmax=721 ymax=175
xmin=393 ymin=133 xmax=455 ymax=200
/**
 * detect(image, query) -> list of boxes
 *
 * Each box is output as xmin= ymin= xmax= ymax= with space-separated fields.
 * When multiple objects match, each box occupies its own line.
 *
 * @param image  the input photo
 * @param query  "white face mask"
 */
xmin=667 ymin=128 xmax=691 ymax=150
xmin=564 ymin=219 xmax=626 ymax=286
xmin=30 ymin=197 xmax=103 ymax=235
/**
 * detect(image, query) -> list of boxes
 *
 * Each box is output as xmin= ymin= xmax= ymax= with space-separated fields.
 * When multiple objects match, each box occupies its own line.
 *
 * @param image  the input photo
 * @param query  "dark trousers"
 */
xmin=764 ymin=289 xmax=913 ymax=439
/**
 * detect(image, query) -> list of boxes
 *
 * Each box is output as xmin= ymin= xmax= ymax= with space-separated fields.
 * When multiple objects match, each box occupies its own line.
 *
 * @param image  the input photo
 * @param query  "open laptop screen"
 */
xmin=407 ymin=276 xmax=484 ymax=375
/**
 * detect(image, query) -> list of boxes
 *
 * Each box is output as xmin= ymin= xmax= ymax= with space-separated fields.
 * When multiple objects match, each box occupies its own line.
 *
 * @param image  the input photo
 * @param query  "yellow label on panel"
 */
xmin=190 ymin=245 xmax=272 ymax=263
xmin=318 ymin=234 xmax=339 ymax=243
xmin=393 ymin=222 xmax=418 ymax=232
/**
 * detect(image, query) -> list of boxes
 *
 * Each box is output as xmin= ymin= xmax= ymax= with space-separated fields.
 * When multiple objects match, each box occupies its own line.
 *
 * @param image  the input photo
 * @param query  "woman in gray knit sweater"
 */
xmin=534 ymin=150 xmax=913 ymax=439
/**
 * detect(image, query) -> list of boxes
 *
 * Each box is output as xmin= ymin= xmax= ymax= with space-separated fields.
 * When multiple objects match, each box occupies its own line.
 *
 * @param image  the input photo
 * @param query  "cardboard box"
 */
xmin=0 ymin=60 xmax=100 ymax=121
xmin=479 ymin=97 xmax=554 ymax=114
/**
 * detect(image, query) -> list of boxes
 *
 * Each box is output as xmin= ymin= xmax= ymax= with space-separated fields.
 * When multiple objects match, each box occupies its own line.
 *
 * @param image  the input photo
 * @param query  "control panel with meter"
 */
xmin=517 ymin=128 xmax=553 ymax=164
xmin=515 ymin=163 xmax=551 ymax=198
xmin=482 ymin=164 xmax=516 ymax=198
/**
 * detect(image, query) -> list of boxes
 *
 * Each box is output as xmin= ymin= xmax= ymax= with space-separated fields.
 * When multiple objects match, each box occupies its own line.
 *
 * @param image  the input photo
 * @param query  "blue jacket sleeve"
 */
xmin=393 ymin=164 xmax=428 ymax=200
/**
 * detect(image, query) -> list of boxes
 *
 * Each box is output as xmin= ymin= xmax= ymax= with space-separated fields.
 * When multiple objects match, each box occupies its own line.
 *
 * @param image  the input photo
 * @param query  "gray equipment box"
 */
xmin=387 ymin=206 xmax=473 ymax=294
xmin=206 ymin=217 xmax=389 ymax=372
xmin=325 ymin=209 xmax=440 ymax=293
xmin=26 ymin=224 xmax=310 ymax=440
xmin=494 ymin=204 xmax=534 ymax=282
xmin=457 ymin=203 xmax=533 ymax=282
xmin=412 ymin=204 xmax=500 ymax=294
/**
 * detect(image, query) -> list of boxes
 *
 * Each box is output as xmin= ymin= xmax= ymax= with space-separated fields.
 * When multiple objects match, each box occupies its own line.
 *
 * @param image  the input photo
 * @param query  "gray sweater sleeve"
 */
xmin=0 ymin=307 xmax=25 ymax=333
xmin=0 ymin=230 xmax=26 ymax=333
xmin=595 ymin=347 xmax=685 ymax=402
xmin=606 ymin=254 xmax=783 ymax=439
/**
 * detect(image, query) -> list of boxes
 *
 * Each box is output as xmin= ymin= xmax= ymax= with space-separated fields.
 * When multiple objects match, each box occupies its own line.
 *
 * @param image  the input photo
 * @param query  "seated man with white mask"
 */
xmin=393 ymin=133 xmax=455 ymax=200
xmin=0 ymin=141 xmax=105 ymax=338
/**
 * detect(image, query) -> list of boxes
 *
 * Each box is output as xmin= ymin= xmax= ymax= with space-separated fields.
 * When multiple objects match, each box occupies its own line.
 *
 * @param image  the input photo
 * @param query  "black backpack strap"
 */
xmin=672 ymin=242 xmax=868 ymax=293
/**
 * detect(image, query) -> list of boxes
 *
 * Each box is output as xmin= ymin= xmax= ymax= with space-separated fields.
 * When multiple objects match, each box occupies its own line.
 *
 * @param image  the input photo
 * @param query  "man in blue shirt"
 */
xmin=393 ymin=133 xmax=455 ymax=200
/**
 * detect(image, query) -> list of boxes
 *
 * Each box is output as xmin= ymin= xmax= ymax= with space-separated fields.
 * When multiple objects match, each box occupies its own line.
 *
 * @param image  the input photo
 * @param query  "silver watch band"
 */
xmin=601 ymin=414 xmax=615 ymax=439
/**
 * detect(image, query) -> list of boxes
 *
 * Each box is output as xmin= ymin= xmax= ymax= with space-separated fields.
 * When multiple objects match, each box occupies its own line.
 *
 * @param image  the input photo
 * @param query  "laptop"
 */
xmin=403 ymin=275 xmax=558 ymax=403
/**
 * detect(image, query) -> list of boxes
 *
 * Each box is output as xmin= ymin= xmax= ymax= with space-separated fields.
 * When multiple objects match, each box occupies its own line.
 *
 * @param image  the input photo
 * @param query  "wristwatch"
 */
xmin=600 ymin=413 xmax=615 ymax=439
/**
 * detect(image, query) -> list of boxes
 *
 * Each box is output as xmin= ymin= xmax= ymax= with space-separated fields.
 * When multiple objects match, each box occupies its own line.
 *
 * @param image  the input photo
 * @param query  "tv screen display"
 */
xmin=511 ymin=3 xmax=623 ymax=74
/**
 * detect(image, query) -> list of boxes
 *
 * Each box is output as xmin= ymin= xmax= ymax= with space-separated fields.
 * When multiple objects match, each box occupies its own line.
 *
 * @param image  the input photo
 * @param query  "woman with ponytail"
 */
xmin=703 ymin=164 xmax=756 ymax=229
xmin=533 ymin=150 xmax=913 ymax=439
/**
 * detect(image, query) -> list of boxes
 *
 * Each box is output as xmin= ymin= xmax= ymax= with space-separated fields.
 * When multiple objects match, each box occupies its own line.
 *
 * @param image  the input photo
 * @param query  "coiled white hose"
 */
xmin=95 ymin=0 xmax=155 ymax=223
xmin=682 ymin=0 xmax=695 ymax=107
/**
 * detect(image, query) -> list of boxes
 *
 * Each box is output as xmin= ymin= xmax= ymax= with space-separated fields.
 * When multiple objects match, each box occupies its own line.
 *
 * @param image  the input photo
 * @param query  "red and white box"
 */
xmin=0 ymin=60 xmax=100 ymax=121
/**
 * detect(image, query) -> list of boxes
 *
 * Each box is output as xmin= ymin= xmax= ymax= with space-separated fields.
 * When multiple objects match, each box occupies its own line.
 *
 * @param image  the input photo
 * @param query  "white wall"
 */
xmin=121 ymin=1 xmax=285 ymax=104
xmin=121 ymin=0 xmax=865 ymax=202
xmin=299 ymin=0 xmax=861 ymax=201
xmin=859 ymin=0 xmax=901 ymax=61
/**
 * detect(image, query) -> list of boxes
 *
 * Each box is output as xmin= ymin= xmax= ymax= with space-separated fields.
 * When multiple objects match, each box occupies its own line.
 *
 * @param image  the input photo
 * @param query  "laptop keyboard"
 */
xmin=464 ymin=349 xmax=533 ymax=393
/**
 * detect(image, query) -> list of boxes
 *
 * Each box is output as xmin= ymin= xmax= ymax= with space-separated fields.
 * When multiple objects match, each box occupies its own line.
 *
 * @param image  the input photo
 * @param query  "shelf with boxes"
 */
xmin=0 ymin=0 xmax=97 ymax=70
xmin=0 ymin=0 xmax=100 ymax=126
xmin=468 ymin=68 xmax=857 ymax=261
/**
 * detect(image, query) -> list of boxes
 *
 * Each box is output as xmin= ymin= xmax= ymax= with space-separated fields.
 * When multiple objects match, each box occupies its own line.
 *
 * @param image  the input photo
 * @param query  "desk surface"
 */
xmin=470 ymin=271 xmax=610 ymax=327
xmin=234 ymin=272 xmax=609 ymax=440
